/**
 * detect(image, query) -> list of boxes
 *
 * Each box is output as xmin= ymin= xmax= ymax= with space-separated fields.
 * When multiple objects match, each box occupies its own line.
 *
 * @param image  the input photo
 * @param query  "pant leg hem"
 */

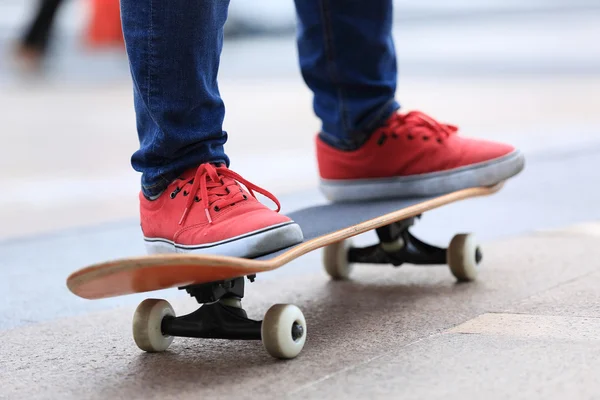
xmin=319 ymin=99 xmax=400 ymax=151
xmin=140 ymin=158 xmax=228 ymax=198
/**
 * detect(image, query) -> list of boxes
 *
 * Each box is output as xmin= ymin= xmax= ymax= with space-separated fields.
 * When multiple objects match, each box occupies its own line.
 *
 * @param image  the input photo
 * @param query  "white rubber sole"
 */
xmin=319 ymin=149 xmax=525 ymax=202
xmin=144 ymin=221 xmax=304 ymax=258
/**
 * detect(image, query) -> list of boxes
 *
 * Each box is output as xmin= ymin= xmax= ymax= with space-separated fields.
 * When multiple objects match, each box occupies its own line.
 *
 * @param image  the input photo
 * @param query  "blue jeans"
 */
xmin=120 ymin=0 xmax=400 ymax=197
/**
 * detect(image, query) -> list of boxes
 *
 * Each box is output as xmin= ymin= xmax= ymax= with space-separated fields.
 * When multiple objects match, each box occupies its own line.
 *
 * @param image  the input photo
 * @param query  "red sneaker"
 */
xmin=316 ymin=110 xmax=525 ymax=201
xmin=139 ymin=163 xmax=303 ymax=257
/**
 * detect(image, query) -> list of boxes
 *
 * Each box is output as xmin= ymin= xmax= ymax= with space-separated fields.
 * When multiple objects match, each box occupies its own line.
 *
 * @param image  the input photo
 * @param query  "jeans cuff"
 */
xmin=319 ymin=99 xmax=400 ymax=151
xmin=141 ymin=173 xmax=177 ymax=199
xmin=141 ymin=158 xmax=228 ymax=199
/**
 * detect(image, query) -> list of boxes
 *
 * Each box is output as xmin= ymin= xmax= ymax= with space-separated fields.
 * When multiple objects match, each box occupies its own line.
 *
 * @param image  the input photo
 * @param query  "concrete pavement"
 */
xmin=2 ymin=223 xmax=600 ymax=399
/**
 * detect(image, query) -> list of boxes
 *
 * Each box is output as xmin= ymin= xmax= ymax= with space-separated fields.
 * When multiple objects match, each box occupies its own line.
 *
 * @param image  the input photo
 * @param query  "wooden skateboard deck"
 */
xmin=67 ymin=183 xmax=504 ymax=300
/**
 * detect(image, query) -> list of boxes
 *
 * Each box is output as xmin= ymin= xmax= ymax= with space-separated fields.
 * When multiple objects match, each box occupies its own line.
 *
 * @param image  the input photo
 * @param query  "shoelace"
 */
xmin=178 ymin=163 xmax=281 ymax=225
xmin=385 ymin=111 xmax=458 ymax=141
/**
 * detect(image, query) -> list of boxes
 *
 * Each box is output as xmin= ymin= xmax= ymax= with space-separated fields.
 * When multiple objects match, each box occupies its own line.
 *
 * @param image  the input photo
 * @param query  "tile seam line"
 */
xmin=286 ymin=331 xmax=444 ymax=396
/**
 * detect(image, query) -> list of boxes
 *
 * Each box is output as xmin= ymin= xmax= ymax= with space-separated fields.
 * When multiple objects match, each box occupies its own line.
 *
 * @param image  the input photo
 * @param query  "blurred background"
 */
xmin=1 ymin=2 xmax=600 ymax=397
xmin=1 ymin=0 xmax=599 ymax=241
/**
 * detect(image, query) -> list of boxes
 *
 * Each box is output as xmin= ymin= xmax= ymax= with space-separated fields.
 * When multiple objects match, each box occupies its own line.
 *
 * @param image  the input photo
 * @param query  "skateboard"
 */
xmin=67 ymin=182 xmax=503 ymax=360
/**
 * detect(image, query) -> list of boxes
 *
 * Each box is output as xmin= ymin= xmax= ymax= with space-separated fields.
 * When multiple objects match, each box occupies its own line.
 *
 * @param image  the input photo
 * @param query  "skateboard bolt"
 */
xmin=291 ymin=321 xmax=304 ymax=341
xmin=475 ymin=247 xmax=483 ymax=264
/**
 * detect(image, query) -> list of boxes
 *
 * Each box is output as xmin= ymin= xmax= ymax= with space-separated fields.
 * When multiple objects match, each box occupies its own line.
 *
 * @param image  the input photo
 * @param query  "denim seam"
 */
xmin=141 ymin=157 xmax=228 ymax=195
xmin=319 ymin=0 xmax=349 ymax=136
xmin=143 ymin=177 xmax=172 ymax=190
xmin=318 ymin=99 xmax=398 ymax=150
xmin=142 ymin=0 xmax=171 ymax=193
xmin=147 ymin=0 xmax=152 ymax=120
xmin=147 ymin=0 xmax=158 ymax=167
xmin=361 ymin=98 xmax=399 ymax=133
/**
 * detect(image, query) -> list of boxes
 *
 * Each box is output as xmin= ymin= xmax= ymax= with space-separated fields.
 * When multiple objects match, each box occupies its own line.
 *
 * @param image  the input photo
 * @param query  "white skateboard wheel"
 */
xmin=261 ymin=304 xmax=307 ymax=359
xmin=447 ymin=233 xmax=480 ymax=282
xmin=132 ymin=299 xmax=175 ymax=352
xmin=323 ymin=239 xmax=353 ymax=280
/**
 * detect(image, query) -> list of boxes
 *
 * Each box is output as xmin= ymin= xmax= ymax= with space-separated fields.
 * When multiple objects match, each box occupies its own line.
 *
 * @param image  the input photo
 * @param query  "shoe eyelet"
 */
xmin=214 ymin=206 xmax=220 ymax=212
xmin=407 ymin=134 xmax=414 ymax=140
xmin=170 ymin=187 xmax=182 ymax=199
xmin=225 ymin=187 xmax=230 ymax=194
xmin=194 ymin=196 xmax=200 ymax=202
xmin=391 ymin=133 xmax=398 ymax=139
xmin=243 ymin=194 xmax=248 ymax=200
xmin=423 ymin=136 xmax=430 ymax=141
xmin=183 ymin=191 xmax=188 ymax=196
xmin=436 ymin=138 xmax=443 ymax=144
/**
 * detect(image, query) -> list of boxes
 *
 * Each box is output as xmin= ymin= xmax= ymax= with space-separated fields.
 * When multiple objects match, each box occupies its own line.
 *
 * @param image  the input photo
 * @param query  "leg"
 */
xmin=294 ymin=0 xmax=399 ymax=150
xmin=14 ymin=0 xmax=65 ymax=69
xmin=20 ymin=0 xmax=65 ymax=53
xmin=295 ymin=0 xmax=525 ymax=201
xmin=120 ymin=0 xmax=303 ymax=257
xmin=120 ymin=0 xmax=229 ymax=198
